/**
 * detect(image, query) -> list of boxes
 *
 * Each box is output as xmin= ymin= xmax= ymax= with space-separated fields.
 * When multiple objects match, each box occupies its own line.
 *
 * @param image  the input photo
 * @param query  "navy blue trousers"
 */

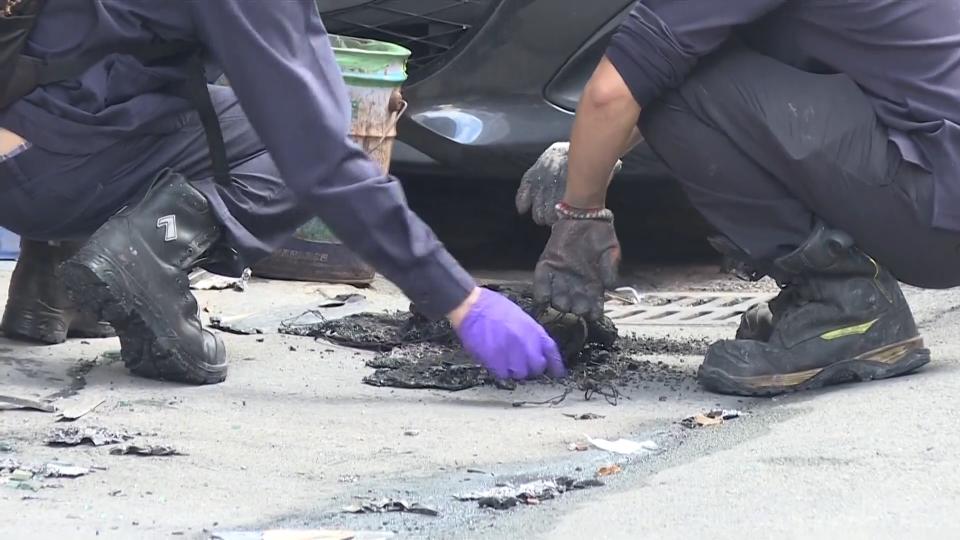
xmin=0 ymin=85 xmax=312 ymax=271
xmin=637 ymin=46 xmax=960 ymax=289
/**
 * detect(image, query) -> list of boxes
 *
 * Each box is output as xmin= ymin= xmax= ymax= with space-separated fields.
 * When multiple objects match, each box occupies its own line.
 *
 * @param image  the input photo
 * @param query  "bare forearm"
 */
xmin=563 ymin=58 xmax=643 ymax=209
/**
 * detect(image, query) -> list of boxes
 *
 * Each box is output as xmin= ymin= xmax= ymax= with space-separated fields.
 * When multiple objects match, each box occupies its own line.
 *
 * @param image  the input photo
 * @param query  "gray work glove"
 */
xmin=534 ymin=217 xmax=621 ymax=321
xmin=516 ymin=142 xmax=623 ymax=226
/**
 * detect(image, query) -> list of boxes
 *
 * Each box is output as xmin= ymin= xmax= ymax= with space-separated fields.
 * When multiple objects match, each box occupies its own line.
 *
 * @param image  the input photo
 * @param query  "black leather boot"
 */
xmin=708 ymin=235 xmax=779 ymax=341
xmin=60 ymin=170 xmax=228 ymax=384
xmin=699 ymin=224 xmax=930 ymax=396
xmin=1 ymin=240 xmax=114 ymax=344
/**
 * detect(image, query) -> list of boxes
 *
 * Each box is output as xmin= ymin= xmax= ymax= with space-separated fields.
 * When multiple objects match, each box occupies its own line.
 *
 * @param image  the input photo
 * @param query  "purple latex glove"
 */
xmin=456 ymin=289 xmax=566 ymax=380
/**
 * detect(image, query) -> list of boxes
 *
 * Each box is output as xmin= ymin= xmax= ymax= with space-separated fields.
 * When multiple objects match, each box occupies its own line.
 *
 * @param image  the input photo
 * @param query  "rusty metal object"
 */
xmin=350 ymin=88 xmax=408 ymax=173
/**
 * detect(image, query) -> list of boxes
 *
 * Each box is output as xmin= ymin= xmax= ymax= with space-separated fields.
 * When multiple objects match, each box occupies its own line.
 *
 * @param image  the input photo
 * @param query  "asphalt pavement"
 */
xmin=1 ymin=264 xmax=958 ymax=539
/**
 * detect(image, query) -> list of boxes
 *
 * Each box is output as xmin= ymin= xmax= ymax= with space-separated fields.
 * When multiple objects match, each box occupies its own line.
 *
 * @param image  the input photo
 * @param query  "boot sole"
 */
xmin=66 ymin=324 xmax=118 ymax=339
xmin=698 ymin=336 xmax=930 ymax=397
xmin=60 ymin=249 xmax=227 ymax=385
xmin=1 ymin=305 xmax=69 ymax=345
xmin=1 ymin=313 xmax=116 ymax=343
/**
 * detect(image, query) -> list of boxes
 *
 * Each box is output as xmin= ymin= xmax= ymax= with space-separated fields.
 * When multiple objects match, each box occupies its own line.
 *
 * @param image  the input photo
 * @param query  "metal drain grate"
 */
xmin=605 ymin=291 xmax=777 ymax=327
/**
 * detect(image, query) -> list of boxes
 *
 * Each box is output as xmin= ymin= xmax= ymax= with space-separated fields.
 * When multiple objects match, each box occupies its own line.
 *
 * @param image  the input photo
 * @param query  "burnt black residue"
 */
xmin=363 ymin=343 xmax=503 ymax=391
xmin=282 ymin=311 xmax=456 ymax=351
xmin=620 ymin=335 xmax=710 ymax=357
xmin=281 ymin=286 xmax=540 ymax=352
xmin=561 ymin=334 xmax=706 ymax=399
xmin=44 ymin=357 xmax=100 ymax=401
xmin=284 ymin=284 xmax=707 ymax=394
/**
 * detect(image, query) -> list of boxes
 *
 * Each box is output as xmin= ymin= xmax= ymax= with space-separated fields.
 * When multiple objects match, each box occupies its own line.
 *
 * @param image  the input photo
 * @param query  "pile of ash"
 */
xmin=282 ymin=284 xmax=709 ymax=394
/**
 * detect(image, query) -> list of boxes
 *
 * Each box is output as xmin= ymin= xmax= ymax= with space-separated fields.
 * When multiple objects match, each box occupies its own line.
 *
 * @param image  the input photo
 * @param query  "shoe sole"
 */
xmin=698 ymin=336 xmax=930 ymax=397
xmin=66 ymin=326 xmax=117 ymax=339
xmin=60 ymin=248 xmax=227 ymax=385
xmin=1 ymin=311 xmax=116 ymax=343
xmin=1 ymin=306 xmax=69 ymax=345
xmin=67 ymin=318 xmax=117 ymax=339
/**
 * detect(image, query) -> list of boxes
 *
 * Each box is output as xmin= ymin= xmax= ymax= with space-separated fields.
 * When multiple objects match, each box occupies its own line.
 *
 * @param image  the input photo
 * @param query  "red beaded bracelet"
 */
xmin=555 ymin=202 xmax=615 ymax=221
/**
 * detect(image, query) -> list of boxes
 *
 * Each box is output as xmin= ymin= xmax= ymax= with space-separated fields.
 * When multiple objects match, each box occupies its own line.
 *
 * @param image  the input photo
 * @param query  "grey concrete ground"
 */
xmin=1 ymin=265 xmax=958 ymax=539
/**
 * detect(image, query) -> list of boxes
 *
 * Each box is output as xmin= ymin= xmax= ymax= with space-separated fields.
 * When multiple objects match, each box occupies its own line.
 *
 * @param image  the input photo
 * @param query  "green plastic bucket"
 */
xmin=253 ymin=36 xmax=411 ymax=284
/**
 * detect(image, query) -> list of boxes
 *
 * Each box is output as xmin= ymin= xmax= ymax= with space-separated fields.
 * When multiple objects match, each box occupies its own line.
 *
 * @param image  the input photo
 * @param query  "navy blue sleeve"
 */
xmin=608 ymin=0 xmax=786 ymax=107
xmin=188 ymin=1 xmax=474 ymax=318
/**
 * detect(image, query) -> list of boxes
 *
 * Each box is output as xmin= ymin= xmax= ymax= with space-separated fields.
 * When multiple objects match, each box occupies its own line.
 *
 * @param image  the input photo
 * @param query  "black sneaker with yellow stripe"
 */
xmin=698 ymin=223 xmax=930 ymax=396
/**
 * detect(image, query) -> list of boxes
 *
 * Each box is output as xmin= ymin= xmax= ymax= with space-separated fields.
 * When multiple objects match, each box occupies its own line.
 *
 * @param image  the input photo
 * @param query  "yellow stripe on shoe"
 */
xmin=820 ymin=319 xmax=878 ymax=341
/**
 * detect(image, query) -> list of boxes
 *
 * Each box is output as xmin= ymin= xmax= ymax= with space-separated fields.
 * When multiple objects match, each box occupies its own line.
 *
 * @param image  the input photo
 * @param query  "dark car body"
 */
xmin=320 ymin=0 xmax=671 ymax=182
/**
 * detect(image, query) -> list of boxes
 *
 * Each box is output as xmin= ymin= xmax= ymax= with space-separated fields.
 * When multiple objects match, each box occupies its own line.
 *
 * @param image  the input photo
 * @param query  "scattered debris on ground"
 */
xmin=211 ymin=530 xmax=394 ymax=540
xmin=40 ymin=463 xmax=93 ymax=478
xmin=57 ymin=398 xmax=106 ymax=422
xmin=110 ymin=444 xmax=184 ymax=457
xmin=362 ymin=345 xmax=497 ymax=391
xmin=8 ymin=468 xmax=33 ymax=481
xmin=716 ymin=409 xmax=742 ymax=420
xmin=47 ymin=427 xmax=131 ymax=447
xmin=682 ymin=413 xmax=721 ymax=428
xmin=0 ymin=394 xmax=56 ymax=413
xmin=586 ymin=436 xmax=659 ymax=455
xmin=619 ymin=336 xmax=711 ymax=357
xmin=2 ymin=459 xmax=94 ymax=491
xmin=457 ymin=476 xmax=605 ymax=510
xmin=680 ymin=409 xmax=743 ymax=429
xmin=567 ymin=441 xmax=590 ymax=452
xmin=605 ymin=287 xmax=643 ymax=305
xmin=289 ymin=310 xmax=456 ymax=351
xmin=4 ymin=471 xmax=40 ymax=492
xmin=96 ymin=351 xmax=122 ymax=364
xmin=286 ymin=284 xmax=704 ymax=398
xmin=513 ymin=389 xmax=572 ymax=408
xmin=341 ymin=498 xmax=439 ymax=517
xmin=189 ymin=268 xmax=252 ymax=292
xmin=210 ymin=294 xmax=367 ymax=335
xmin=596 ymin=464 xmax=622 ymax=477
xmin=563 ymin=413 xmax=605 ymax=421
xmin=403 ymin=430 xmax=420 ymax=437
